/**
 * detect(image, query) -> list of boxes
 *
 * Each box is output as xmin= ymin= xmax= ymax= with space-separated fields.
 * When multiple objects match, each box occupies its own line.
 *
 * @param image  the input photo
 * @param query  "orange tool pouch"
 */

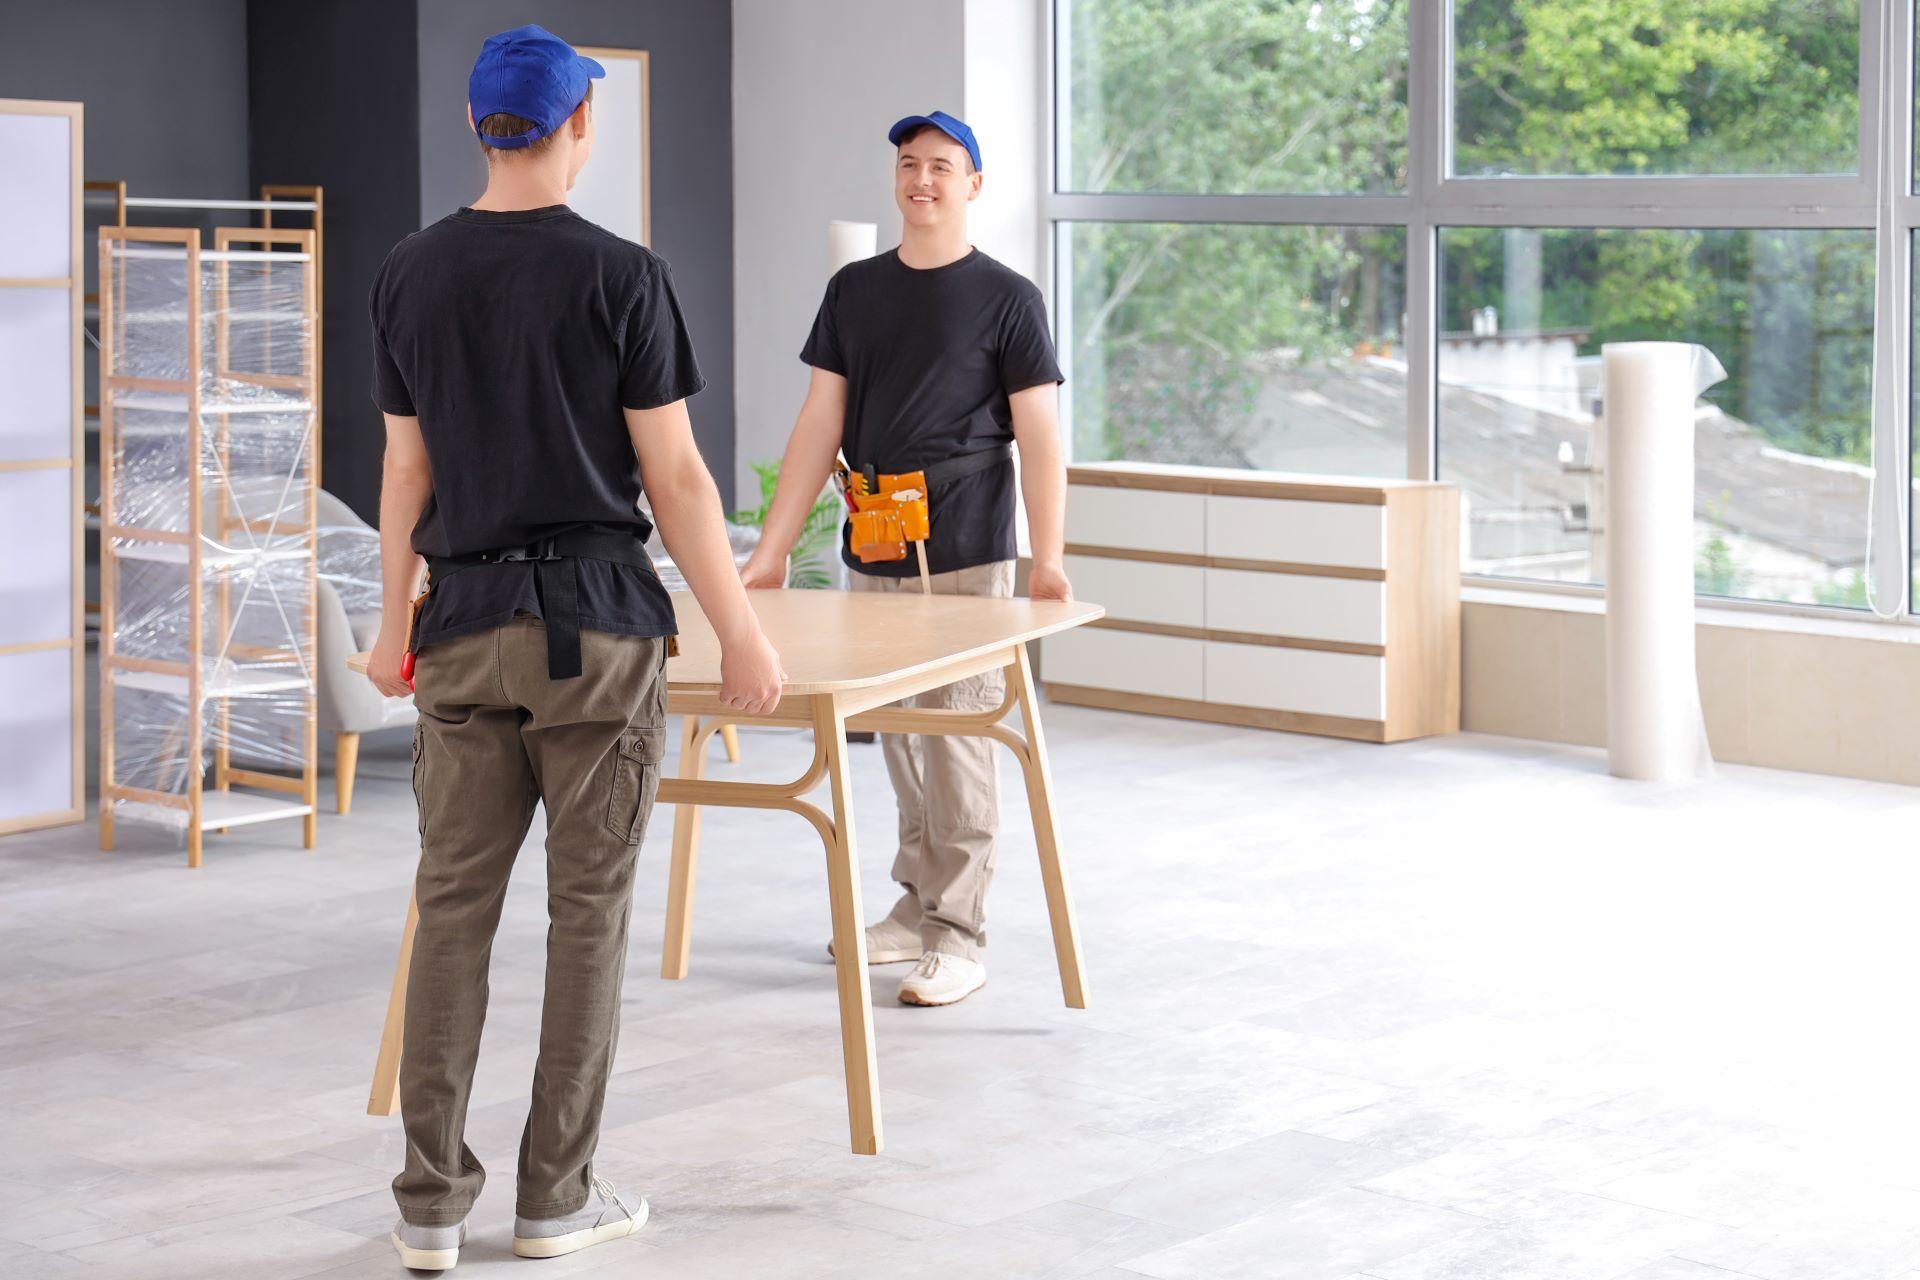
xmin=841 ymin=445 xmax=1012 ymax=564
xmin=848 ymin=468 xmax=930 ymax=564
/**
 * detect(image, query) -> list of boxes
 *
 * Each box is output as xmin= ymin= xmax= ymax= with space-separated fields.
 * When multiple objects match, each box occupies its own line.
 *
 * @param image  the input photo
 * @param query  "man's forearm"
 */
xmin=379 ymin=463 xmax=430 ymax=626
xmin=1017 ymin=429 xmax=1067 ymax=569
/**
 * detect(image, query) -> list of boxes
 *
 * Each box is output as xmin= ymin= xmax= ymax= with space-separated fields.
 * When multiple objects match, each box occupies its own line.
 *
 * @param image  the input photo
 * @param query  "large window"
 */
xmin=1453 ymin=0 xmax=1860 ymax=178
xmin=1439 ymin=227 xmax=1873 ymax=605
xmin=1051 ymin=0 xmax=1917 ymax=618
xmin=1062 ymin=223 xmax=1406 ymax=474
xmin=1060 ymin=0 xmax=1408 ymax=194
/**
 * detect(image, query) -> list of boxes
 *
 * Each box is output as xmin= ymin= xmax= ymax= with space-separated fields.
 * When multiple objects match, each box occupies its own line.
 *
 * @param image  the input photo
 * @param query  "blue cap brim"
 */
xmin=887 ymin=114 xmax=980 ymax=171
xmin=578 ymin=54 xmax=605 ymax=78
xmin=888 ymin=115 xmax=947 ymax=147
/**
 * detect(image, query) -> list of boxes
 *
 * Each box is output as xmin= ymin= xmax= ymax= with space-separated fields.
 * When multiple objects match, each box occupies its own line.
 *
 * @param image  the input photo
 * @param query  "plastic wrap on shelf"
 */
xmin=318 ymin=509 xmax=381 ymax=618
xmin=100 ymin=231 xmax=318 ymax=849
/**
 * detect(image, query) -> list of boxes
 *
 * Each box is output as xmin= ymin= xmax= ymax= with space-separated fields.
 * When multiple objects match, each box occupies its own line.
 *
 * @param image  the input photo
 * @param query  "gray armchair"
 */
xmin=315 ymin=490 xmax=414 ymax=813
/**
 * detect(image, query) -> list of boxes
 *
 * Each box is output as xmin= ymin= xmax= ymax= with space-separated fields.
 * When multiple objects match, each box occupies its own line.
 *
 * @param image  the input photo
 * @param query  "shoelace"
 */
xmin=913 ymin=953 xmax=948 ymax=980
xmin=591 ymin=1173 xmax=635 ymax=1222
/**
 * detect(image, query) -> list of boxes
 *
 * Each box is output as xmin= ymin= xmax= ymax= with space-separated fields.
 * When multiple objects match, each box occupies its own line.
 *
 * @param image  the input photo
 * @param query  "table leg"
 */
xmin=720 ymin=723 xmax=741 ymax=763
xmin=1010 ymin=643 xmax=1089 ymax=1009
xmin=815 ymin=693 xmax=882 ymax=1155
xmin=661 ymin=713 xmax=709 ymax=980
xmin=368 ymin=883 xmax=418 ymax=1117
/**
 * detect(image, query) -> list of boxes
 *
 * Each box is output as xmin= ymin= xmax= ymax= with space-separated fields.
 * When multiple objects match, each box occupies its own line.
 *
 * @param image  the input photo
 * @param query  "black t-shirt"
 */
xmin=369 ymin=205 xmax=704 ymax=647
xmin=800 ymin=247 xmax=1062 ymax=577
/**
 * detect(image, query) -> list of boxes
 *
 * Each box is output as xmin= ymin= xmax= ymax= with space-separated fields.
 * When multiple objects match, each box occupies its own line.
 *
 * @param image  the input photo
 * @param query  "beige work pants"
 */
xmin=849 ymin=559 xmax=1014 ymax=960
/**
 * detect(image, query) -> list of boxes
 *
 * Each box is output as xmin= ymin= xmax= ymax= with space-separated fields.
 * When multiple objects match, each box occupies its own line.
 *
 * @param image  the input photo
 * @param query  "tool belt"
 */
xmin=426 ymin=529 xmax=652 ymax=681
xmin=845 ymin=443 xmax=1011 ymax=564
xmin=868 ymin=441 xmax=1011 ymax=491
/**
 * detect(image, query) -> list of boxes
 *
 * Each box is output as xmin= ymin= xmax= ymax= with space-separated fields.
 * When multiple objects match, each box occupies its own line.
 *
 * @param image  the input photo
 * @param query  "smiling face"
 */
xmin=895 ymin=126 xmax=981 ymax=229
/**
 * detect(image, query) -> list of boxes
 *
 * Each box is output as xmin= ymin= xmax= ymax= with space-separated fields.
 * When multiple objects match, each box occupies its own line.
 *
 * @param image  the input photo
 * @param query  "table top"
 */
xmin=349 ymin=589 xmax=1103 ymax=695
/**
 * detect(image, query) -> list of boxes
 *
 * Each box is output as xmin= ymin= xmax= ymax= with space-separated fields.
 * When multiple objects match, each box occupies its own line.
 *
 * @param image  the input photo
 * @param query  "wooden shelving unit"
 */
xmin=97 ymin=224 xmax=320 ymax=867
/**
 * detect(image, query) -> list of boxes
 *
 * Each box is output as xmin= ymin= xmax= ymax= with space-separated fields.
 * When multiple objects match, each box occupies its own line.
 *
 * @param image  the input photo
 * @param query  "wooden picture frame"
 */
xmin=571 ymin=47 xmax=651 ymax=246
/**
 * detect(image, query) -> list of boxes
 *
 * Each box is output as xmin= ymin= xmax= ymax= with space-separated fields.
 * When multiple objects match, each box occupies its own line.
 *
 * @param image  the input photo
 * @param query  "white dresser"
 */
xmin=1044 ymin=463 xmax=1460 ymax=743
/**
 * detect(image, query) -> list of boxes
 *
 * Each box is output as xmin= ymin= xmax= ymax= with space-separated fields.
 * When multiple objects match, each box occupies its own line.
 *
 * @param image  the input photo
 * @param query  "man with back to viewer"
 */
xmin=363 ymin=24 xmax=784 ymax=1270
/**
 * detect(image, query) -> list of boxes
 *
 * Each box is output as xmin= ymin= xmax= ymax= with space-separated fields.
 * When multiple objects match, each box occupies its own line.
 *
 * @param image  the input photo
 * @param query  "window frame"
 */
xmin=1045 ymin=0 xmax=1919 ymax=624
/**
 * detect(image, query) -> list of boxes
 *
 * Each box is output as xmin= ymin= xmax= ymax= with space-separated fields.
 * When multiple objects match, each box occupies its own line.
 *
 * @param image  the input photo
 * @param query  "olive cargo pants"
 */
xmin=849 ymin=559 xmax=1014 ymax=960
xmin=392 ymin=617 xmax=668 ymax=1225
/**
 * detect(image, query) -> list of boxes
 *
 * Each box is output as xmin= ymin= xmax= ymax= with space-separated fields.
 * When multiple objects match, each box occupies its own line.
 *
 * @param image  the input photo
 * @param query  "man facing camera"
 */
xmin=739 ymin=110 xmax=1070 ymax=1008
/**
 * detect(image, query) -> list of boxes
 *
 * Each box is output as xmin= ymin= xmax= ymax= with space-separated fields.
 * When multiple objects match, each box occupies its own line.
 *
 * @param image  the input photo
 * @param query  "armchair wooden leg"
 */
xmin=335 ymin=731 xmax=361 ymax=816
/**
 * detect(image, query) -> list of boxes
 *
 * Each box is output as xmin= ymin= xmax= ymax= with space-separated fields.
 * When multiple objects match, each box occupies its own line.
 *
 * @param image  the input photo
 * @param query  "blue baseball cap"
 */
xmin=887 ymin=110 xmax=983 ymax=172
xmin=469 ymin=24 xmax=604 ymax=149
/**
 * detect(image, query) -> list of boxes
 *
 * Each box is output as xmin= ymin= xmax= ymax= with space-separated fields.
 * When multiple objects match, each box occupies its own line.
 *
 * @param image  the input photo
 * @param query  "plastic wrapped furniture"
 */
xmin=97 ymin=224 xmax=319 ymax=866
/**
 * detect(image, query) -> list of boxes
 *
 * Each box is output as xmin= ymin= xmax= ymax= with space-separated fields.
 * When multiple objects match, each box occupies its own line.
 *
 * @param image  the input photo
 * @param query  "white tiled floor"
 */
xmin=4 ymin=705 xmax=1920 ymax=1278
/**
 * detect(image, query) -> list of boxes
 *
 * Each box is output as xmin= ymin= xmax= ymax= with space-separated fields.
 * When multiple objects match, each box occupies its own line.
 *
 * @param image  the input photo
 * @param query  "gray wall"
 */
xmin=249 ymin=1 xmax=422 ymax=521
xmin=0 ymin=0 xmax=251 ymax=197
xmin=730 ymin=0 xmax=967 ymax=502
xmin=416 ymin=0 xmax=737 ymax=504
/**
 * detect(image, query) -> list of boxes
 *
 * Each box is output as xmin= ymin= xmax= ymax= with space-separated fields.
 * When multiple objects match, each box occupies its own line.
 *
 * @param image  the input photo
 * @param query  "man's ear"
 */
xmin=968 ymin=171 xmax=983 ymax=201
xmin=571 ymin=98 xmax=591 ymax=139
xmin=467 ymin=103 xmax=476 ymax=132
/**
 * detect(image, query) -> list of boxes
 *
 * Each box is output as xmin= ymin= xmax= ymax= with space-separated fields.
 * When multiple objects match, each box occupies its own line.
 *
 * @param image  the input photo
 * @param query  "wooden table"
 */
xmin=353 ymin=588 xmax=1103 ymax=1154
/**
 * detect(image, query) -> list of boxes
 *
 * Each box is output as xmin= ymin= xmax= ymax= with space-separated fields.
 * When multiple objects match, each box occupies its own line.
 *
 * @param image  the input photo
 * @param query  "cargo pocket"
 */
xmin=410 ymin=722 xmax=428 ymax=837
xmin=606 ymin=725 xmax=666 ymax=845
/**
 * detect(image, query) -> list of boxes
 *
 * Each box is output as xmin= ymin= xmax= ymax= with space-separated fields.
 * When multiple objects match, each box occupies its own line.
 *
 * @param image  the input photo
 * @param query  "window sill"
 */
xmin=1463 ymin=581 xmax=1920 ymax=646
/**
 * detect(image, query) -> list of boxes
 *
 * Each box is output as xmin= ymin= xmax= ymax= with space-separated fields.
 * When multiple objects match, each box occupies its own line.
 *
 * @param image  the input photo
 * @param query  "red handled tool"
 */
xmin=400 ymin=588 xmax=428 ymax=691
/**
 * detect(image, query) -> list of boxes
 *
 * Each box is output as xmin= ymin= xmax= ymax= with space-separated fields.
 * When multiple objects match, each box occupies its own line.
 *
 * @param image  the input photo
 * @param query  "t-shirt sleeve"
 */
xmin=798 ymin=276 xmax=846 ymax=375
xmin=368 ymin=263 xmax=416 ymax=416
xmin=619 ymin=262 xmax=707 ymax=411
xmin=998 ymin=286 xmax=1064 ymax=395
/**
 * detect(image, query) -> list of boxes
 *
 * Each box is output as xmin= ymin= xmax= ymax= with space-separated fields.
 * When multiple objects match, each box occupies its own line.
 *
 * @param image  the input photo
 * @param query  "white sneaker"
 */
xmin=827 ymin=916 xmax=923 ymax=965
xmin=898 ymin=951 xmax=986 ymax=1006
xmin=512 ymin=1175 xmax=647 ymax=1259
xmin=389 ymin=1218 xmax=467 ymax=1270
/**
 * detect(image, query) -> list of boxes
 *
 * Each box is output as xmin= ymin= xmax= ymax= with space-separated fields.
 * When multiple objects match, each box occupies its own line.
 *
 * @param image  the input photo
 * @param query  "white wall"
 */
xmin=731 ymin=0 xmax=1045 ymax=499
xmin=964 ymin=0 xmax=1045 ymax=284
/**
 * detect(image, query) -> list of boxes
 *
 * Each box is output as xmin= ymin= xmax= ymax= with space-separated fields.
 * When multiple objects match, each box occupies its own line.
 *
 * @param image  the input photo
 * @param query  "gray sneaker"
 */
xmin=389 ymin=1218 xmax=467 ymax=1271
xmin=512 ymin=1174 xmax=648 ymax=1259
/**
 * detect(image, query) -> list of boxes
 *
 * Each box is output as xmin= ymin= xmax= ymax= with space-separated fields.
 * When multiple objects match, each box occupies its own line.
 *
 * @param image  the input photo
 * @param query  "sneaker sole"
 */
xmin=512 ymin=1198 xmax=649 ymax=1259
xmin=898 ymin=972 xmax=986 ymax=1006
xmin=389 ymin=1232 xmax=458 ymax=1270
xmin=826 ymin=942 xmax=923 ymax=965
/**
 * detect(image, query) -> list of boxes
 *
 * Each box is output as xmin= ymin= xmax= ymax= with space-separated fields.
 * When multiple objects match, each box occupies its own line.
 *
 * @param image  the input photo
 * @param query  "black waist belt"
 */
xmin=427 ymin=530 xmax=651 ymax=680
xmin=859 ymin=442 xmax=1011 ymax=492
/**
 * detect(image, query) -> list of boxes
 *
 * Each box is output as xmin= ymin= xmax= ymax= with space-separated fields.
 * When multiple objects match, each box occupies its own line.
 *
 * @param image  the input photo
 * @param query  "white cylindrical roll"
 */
xmin=1602 ymin=342 xmax=1724 ymax=782
xmin=828 ymin=220 xmax=877 ymax=276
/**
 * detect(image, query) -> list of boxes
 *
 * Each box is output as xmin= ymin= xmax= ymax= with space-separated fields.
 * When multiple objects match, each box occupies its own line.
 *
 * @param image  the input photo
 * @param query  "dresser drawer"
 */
xmin=1044 ymin=628 xmax=1203 ymax=701
xmin=1068 ymin=484 xmax=1206 ymax=555
xmin=1205 ymin=494 xmax=1385 ymax=570
xmin=1204 ymin=641 xmax=1385 ymax=722
xmin=1204 ymin=567 xmax=1385 ymax=646
xmin=1065 ymin=554 xmax=1203 ymax=628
